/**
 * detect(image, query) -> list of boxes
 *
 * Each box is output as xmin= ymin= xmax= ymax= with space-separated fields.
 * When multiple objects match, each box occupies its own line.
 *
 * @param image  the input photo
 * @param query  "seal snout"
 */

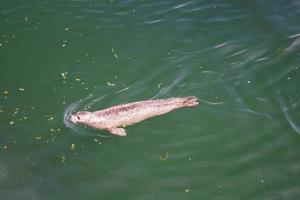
xmin=70 ymin=114 xmax=79 ymax=123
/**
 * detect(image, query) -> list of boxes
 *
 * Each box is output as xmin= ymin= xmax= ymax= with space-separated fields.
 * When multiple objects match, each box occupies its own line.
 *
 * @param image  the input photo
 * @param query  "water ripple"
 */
xmin=279 ymin=98 xmax=300 ymax=135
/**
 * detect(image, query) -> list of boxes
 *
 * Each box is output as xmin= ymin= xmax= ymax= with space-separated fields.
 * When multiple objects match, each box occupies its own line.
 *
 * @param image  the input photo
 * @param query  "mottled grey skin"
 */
xmin=70 ymin=96 xmax=198 ymax=136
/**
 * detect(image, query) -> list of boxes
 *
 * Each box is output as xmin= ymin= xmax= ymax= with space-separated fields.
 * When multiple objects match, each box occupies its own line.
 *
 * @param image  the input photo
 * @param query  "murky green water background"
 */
xmin=1 ymin=0 xmax=300 ymax=199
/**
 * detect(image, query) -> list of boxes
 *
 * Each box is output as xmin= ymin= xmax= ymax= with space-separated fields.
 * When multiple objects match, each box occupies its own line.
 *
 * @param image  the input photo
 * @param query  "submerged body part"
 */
xmin=70 ymin=96 xmax=198 ymax=136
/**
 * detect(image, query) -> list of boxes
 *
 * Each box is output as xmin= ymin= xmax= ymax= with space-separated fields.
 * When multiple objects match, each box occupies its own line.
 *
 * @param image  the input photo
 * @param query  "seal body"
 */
xmin=70 ymin=96 xmax=198 ymax=136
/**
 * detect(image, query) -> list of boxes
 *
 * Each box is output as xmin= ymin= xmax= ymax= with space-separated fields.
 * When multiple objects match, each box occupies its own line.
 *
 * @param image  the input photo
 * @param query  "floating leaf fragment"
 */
xmin=61 ymin=72 xmax=68 ymax=80
xmin=13 ymin=107 xmax=19 ymax=115
xmin=35 ymin=136 xmax=42 ymax=140
xmin=160 ymin=152 xmax=169 ymax=160
xmin=48 ymin=117 xmax=54 ymax=121
xmin=50 ymin=128 xmax=55 ymax=132
xmin=111 ymin=48 xmax=118 ymax=59
xmin=60 ymin=155 xmax=66 ymax=164
xmin=70 ymin=144 xmax=75 ymax=150
xmin=106 ymin=81 xmax=115 ymax=87
xmin=93 ymin=138 xmax=102 ymax=144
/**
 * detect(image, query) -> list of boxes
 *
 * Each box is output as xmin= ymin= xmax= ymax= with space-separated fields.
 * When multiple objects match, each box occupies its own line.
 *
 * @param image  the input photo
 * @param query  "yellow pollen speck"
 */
xmin=61 ymin=72 xmax=67 ymax=80
xmin=35 ymin=136 xmax=42 ymax=140
xmin=60 ymin=155 xmax=66 ymax=164
xmin=160 ymin=152 xmax=169 ymax=160
xmin=70 ymin=144 xmax=75 ymax=150
xmin=50 ymin=128 xmax=56 ymax=132
xmin=106 ymin=82 xmax=115 ymax=87
xmin=93 ymin=138 xmax=102 ymax=144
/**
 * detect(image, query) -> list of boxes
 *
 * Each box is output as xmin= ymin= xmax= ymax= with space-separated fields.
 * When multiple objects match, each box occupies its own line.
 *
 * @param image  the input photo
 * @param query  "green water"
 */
xmin=1 ymin=0 xmax=300 ymax=199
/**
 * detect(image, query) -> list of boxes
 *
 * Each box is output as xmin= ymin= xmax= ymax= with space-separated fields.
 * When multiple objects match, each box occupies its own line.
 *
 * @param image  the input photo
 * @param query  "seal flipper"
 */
xmin=182 ymin=96 xmax=198 ymax=107
xmin=106 ymin=127 xmax=127 ymax=136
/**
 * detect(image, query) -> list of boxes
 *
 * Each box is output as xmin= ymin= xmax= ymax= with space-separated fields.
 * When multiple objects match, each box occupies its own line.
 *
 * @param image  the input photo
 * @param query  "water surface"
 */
xmin=1 ymin=0 xmax=300 ymax=199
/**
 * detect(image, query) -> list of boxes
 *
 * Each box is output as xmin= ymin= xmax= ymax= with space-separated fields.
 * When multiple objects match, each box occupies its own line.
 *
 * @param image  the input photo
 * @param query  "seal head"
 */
xmin=70 ymin=111 xmax=93 ymax=124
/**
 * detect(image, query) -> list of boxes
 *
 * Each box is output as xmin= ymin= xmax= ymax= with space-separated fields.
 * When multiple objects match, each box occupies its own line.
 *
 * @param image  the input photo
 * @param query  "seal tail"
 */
xmin=182 ymin=96 xmax=198 ymax=107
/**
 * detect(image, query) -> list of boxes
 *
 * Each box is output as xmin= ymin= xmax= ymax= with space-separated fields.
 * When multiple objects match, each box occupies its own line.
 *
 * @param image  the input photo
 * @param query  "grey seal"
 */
xmin=70 ymin=96 xmax=198 ymax=136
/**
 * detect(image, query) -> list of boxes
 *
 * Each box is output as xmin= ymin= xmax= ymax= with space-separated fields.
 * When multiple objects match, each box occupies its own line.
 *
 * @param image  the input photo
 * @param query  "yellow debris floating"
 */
xmin=61 ymin=72 xmax=68 ymax=80
xmin=106 ymin=81 xmax=115 ymax=87
xmin=159 ymin=152 xmax=169 ymax=160
xmin=35 ymin=136 xmax=42 ymax=140
xmin=70 ymin=144 xmax=75 ymax=150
